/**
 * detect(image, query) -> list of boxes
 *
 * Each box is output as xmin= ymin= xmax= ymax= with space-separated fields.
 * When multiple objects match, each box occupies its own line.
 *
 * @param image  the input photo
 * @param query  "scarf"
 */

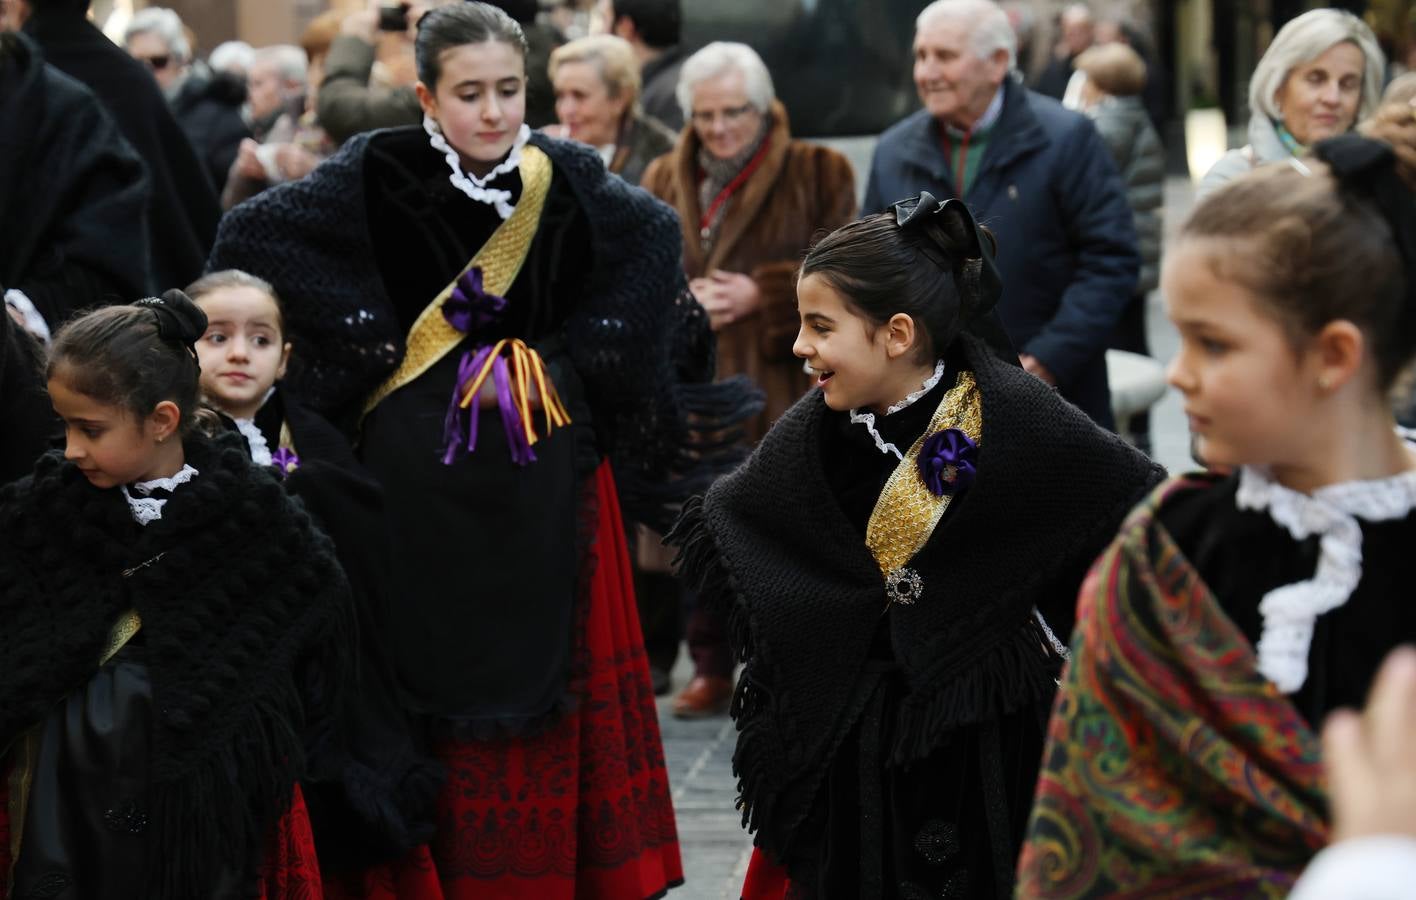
xmin=1018 ymin=474 xmax=1329 ymax=898
xmin=0 ymin=434 xmax=353 ymax=898
xmin=696 ymin=116 xmax=771 ymax=249
xmin=668 ymin=333 xmax=1163 ymax=861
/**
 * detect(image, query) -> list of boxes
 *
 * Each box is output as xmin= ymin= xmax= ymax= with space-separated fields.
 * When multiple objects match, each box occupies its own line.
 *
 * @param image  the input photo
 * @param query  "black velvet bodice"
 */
xmin=362 ymin=129 xmax=592 ymax=339
xmin=1160 ymin=475 xmax=1416 ymax=727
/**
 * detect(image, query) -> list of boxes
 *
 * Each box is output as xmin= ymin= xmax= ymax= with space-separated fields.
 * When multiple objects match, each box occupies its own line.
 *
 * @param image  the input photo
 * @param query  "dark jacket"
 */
xmin=1088 ymin=95 xmax=1163 ymax=295
xmin=170 ymin=62 xmax=250 ymax=194
xmin=640 ymin=45 xmax=685 ymax=132
xmin=864 ymin=78 xmax=1140 ymax=428
xmin=610 ymin=109 xmax=675 ymax=186
xmin=0 ymin=31 xmax=150 ymax=324
xmin=25 ymin=0 xmax=221 ymax=292
xmin=0 ymin=305 xmax=55 ymax=484
xmin=316 ymin=35 xmax=421 ymax=146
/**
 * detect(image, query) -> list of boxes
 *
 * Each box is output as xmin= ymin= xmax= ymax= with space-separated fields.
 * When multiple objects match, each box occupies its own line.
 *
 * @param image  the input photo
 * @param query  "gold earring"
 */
xmin=1318 ymin=375 xmax=1332 ymax=390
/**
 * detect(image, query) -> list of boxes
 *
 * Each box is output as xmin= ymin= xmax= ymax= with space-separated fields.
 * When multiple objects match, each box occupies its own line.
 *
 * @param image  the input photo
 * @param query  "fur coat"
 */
xmin=642 ymin=101 xmax=857 ymax=442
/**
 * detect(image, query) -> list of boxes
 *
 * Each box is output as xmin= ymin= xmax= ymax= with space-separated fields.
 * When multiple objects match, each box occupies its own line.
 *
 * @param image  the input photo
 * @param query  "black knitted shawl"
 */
xmin=209 ymin=129 xmax=759 ymax=530
xmin=0 ymin=434 xmax=353 ymax=898
xmin=668 ymin=333 xmax=1165 ymax=861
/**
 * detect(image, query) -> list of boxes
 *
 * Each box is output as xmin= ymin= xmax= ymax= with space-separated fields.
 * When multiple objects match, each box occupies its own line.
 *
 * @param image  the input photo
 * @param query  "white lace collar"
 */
xmin=232 ymin=388 xmax=276 ymax=466
xmin=121 ymin=464 xmax=199 ymax=527
xmin=423 ymin=115 xmax=530 ymax=220
xmin=1237 ymin=444 xmax=1416 ymax=693
xmin=849 ymin=360 xmax=947 ymax=461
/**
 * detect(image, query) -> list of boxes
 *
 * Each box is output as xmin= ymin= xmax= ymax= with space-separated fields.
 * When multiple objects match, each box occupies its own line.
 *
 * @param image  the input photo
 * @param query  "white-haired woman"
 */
xmin=547 ymin=34 xmax=675 ymax=185
xmin=641 ymin=42 xmax=856 ymax=719
xmin=126 ymin=6 xmax=250 ymax=193
xmin=1199 ymin=7 xmax=1383 ymax=196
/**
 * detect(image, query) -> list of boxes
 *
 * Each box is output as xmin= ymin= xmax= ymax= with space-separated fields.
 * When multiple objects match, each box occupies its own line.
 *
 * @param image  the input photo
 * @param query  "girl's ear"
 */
xmin=415 ymin=81 xmax=438 ymax=121
xmin=884 ymin=312 xmax=919 ymax=360
xmin=148 ymin=400 xmax=182 ymax=443
xmin=1312 ymin=319 xmax=1365 ymax=393
xmin=277 ymin=342 xmax=293 ymax=381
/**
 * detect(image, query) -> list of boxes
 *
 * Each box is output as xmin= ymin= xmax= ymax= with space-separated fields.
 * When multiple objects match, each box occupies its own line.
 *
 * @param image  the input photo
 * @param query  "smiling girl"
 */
xmin=0 ymin=291 xmax=351 ymax=898
xmin=669 ymin=194 xmax=1160 ymax=898
xmin=1019 ymin=106 xmax=1416 ymax=897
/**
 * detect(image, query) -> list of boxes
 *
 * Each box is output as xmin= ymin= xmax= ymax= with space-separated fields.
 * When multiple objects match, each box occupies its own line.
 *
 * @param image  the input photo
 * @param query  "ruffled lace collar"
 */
xmin=121 ymin=464 xmax=199 ymax=526
xmin=233 ymin=388 xmax=276 ymax=466
xmin=423 ymin=115 xmax=530 ymax=220
xmin=849 ymin=360 xmax=947 ymax=461
xmin=1238 ymin=442 xmax=1416 ymax=693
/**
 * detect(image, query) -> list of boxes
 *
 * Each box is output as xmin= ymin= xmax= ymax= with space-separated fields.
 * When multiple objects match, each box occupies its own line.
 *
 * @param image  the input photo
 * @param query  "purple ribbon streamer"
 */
xmin=918 ymin=427 xmax=977 ymax=496
xmin=442 ymin=268 xmax=508 ymax=335
xmin=441 ymin=344 xmax=494 ymax=465
xmin=492 ymin=354 xmax=536 ymax=466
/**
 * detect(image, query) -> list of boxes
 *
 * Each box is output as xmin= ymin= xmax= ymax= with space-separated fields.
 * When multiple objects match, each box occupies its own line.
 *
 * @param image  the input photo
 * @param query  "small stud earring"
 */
xmin=1318 ymin=375 xmax=1332 ymax=390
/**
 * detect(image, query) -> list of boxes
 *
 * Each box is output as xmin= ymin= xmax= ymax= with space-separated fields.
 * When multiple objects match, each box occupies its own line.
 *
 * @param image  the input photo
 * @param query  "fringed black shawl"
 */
xmin=209 ymin=129 xmax=761 ymax=531
xmin=668 ymin=333 xmax=1164 ymax=862
xmin=0 ymin=434 xmax=353 ymax=897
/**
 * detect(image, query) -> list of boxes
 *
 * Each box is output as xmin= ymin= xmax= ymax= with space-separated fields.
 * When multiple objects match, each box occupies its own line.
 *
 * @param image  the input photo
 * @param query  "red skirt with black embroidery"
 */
xmin=325 ymin=462 xmax=684 ymax=900
xmin=0 ymin=780 xmax=323 ymax=899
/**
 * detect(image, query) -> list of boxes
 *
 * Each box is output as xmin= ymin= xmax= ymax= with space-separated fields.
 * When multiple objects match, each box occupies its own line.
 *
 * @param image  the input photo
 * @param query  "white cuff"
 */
xmin=1290 ymin=836 xmax=1416 ymax=900
xmin=5 ymin=289 xmax=50 ymax=343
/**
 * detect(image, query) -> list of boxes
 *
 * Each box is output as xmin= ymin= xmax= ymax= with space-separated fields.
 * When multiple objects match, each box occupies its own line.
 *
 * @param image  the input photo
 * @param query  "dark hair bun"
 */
xmin=135 ymin=289 xmax=208 ymax=347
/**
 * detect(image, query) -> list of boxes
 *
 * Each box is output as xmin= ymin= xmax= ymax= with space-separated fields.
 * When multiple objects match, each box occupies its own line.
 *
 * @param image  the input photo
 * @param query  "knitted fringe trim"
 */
xmin=889 ymin=617 xmax=1061 ymax=766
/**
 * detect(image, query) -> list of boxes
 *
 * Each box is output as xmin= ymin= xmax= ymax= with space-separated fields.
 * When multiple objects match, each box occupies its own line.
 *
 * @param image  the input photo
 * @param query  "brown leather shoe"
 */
xmin=672 ymin=675 xmax=733 ymax=719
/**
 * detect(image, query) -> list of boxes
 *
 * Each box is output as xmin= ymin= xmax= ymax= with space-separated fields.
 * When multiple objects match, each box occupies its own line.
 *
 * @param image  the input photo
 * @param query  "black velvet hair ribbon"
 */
xmin=892 ymin=191 xmax=1020 ymax=366
xmin=1312 ymin=134 xmax=1416 ymax=314
xmin=134 ymin=288 xmax=205 ymax=362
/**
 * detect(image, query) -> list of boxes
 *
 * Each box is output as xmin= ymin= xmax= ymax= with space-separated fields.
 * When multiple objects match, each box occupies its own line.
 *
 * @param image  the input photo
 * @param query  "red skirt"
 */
xmin=326 ymin=462 xmax=683 ymax=899
xmin=0 ymin=775 xmax=321 ymax=899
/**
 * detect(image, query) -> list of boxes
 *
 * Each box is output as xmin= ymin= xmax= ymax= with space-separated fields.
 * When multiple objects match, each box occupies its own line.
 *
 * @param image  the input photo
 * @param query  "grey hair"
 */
xmin=208 ymin=41 xmax=254 ymax=75
xmin=676 ymin=42 xmax=775 ymax=120
xmin=1248 ymin=8 xmax=1385 ymax=125
xmin=916 ymin=0 xmax=1017 ymax=71
xmin=124 ymin=7 xmax=191 ymax=63
xmin=252 ymin=44 xmax=308 ymax=86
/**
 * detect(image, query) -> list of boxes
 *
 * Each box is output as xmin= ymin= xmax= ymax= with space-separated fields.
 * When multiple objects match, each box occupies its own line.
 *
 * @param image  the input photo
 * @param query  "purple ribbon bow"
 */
xmin=272 ymin=447 xmax=300 ymax=477
xmin=442 ymin=267 xmax=508 ymax=335
xmin=918 ymin=428 xmax=977 ymax=496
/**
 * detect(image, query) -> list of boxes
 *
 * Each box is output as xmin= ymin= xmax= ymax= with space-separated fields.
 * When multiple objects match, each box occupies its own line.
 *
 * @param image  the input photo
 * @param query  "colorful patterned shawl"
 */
xmin=1017 ymin=476 xmax=1329 ymax=898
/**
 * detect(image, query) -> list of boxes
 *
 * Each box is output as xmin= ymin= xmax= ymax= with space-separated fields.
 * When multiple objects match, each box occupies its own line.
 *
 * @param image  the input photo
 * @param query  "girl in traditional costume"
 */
xmin=189 ymin=270 xmax=444 ymax=875
xmin=0 ymin=290 xmax=350 ymax=898
xmin=209 ymin=4 xmax=755 ymax=897
xmin=1018 ymin=107 xmax=1416 ymax=898
xmin=667 ymin=196 xmax=1161 ymax=899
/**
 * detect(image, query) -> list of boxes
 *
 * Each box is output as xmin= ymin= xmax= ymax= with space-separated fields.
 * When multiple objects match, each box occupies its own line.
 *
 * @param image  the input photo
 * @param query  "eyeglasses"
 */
xmin=690 ymin=103 xmax=758 ymax=127
xmin=136 ymin=54 xmax=173 ymax=71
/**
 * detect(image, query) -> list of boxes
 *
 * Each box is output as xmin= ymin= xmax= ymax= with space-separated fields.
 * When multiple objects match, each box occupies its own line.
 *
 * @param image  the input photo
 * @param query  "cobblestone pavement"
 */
xmin=654 ymin=176 xmax=1200 ymax=900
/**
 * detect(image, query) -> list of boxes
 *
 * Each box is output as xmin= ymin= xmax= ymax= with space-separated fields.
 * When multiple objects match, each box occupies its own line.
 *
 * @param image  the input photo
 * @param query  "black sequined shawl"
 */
xmin=0 ymin=435 xmax=353 ymax=898
xmin=668 ymin=333 xmax=1165 ymax=862
xmin=209 ymin=129 xmax=760 ymax=530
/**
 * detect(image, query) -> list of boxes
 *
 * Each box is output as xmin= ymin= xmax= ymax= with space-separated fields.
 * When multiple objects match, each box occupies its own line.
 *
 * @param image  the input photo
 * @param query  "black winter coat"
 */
xmin=171 ymin=64 xmax=250 ymax=195
xmin=25 ymin=0 xmax=221 ymax=291
xmin=0 ymin=32 xmax=150 ymax=324
xmin=864 ymin=78 xmax=1140 ymax=429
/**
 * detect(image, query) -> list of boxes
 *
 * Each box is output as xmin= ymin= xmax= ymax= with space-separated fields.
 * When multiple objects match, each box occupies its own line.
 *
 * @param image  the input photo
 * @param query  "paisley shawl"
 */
xmin=1017 ymin=475 xmax=1328 ymax=898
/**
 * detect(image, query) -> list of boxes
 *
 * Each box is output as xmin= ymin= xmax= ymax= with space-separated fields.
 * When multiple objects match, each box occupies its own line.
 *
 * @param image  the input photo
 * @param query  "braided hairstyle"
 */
xmin=1181 ymin=99 xmax=1416 ymax=391
xmin=47 ymin=290 xmax=209 ymax=434
xmin=800 ymin=207 xmax=997 ymax=364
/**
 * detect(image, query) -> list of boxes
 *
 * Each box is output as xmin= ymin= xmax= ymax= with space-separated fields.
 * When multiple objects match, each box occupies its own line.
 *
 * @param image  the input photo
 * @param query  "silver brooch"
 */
xmin=885 ymin=567 xmax=924 ymax=606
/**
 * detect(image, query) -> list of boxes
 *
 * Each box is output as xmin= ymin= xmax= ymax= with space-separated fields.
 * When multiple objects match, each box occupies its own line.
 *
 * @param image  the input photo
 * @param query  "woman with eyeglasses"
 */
xmin=641 ymin=42 xmax=856 ymax=718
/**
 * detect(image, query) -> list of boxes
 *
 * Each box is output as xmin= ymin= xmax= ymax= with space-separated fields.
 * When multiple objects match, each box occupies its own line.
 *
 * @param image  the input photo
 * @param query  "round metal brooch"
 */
xmin=884 ymin=567 xmax=924 ymax=606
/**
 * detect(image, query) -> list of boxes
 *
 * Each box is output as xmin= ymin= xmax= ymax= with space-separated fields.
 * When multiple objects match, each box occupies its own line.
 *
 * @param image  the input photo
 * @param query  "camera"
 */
xmin=377 ymin=4 xmax=410 ymax=31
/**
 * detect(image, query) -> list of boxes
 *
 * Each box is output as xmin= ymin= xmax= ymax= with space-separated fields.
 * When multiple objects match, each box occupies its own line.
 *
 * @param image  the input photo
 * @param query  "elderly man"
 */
xmin=1035 ymin=3 xmax=1094 ymax=98
xmin=864 ymin=0 xmax=1137 ymax=428
xmin=244 ymin=44 xmax=307 ymax=139
xmin=125 ymin=7 xmax=250 ymax=193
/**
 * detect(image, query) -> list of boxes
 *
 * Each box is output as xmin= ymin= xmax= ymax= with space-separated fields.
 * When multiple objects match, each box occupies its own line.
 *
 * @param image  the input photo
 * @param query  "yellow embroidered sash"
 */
xmin=864 ymin=371 xmax=983 ymax=601
xmin=363 ymin=144 xmax=554 ymax=416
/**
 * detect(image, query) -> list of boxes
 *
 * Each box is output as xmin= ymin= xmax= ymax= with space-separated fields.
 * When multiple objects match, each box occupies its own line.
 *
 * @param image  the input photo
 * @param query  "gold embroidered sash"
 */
xmin=864 ymin=371 xmax=983 ymax=601
xmin=363 ymin=144 xmax=554 ymax=416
